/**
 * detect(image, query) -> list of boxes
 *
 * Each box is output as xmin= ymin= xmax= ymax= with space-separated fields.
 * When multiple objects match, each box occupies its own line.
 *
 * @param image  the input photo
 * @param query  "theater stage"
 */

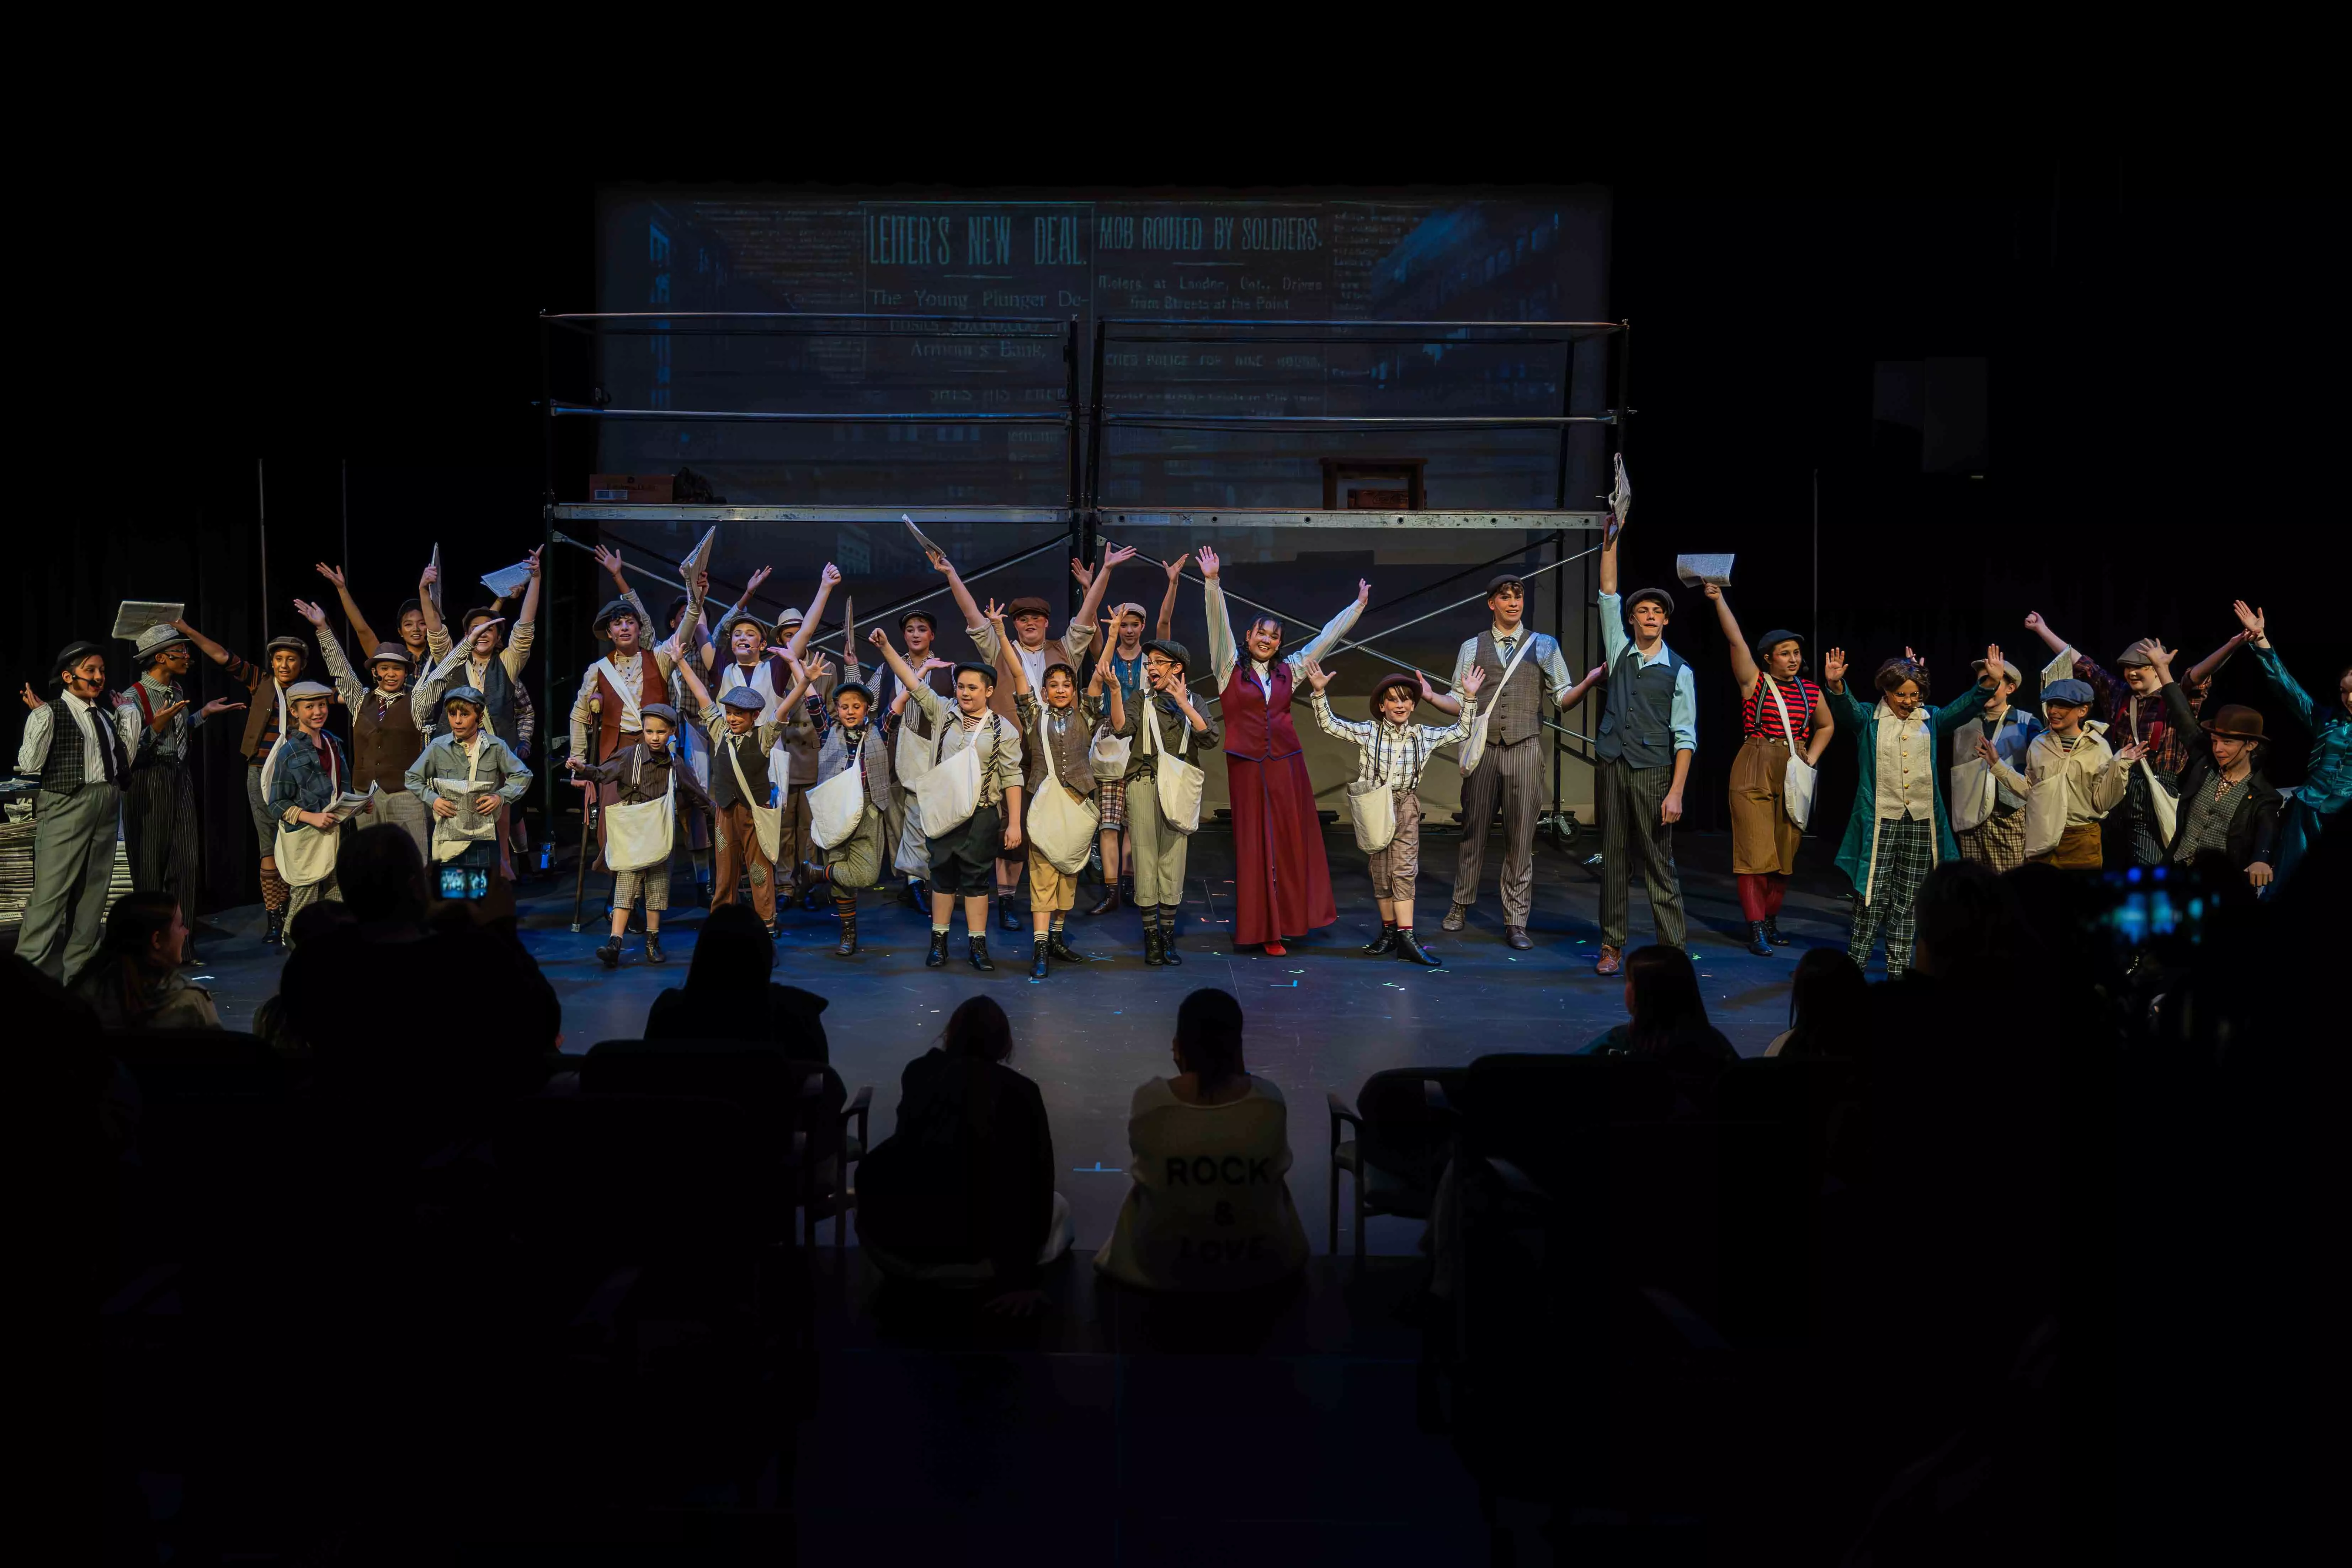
xmin=182 ymin=826 xmax=1851 ymax=1256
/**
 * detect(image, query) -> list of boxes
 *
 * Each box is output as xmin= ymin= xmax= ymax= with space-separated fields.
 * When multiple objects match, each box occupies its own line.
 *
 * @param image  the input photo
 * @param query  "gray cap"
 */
xmin=285 ymin=680 xmax=336 ymax=702
xmin=129 ymin=624 xmax=191 ymax=661
xmin=719 ymin=686 xmax=766 ymax=713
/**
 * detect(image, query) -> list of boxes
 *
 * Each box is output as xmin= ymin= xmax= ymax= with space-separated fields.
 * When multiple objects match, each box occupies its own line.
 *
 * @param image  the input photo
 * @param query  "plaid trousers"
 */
xmin=1848 ymin=814 xmax=1936 ymax=976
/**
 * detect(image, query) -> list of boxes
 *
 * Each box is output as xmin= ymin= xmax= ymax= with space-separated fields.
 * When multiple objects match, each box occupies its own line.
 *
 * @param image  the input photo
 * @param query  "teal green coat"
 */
xmin=1825 ymin=680 xmax=1994 ymax=895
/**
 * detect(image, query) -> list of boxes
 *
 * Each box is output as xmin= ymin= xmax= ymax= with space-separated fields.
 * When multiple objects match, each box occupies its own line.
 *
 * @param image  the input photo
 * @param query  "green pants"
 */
xmin=1124 ymin=771 xmax=1192 ymax=907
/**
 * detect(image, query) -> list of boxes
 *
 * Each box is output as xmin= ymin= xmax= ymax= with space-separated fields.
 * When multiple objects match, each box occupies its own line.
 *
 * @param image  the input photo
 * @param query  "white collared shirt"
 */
xmin=1872 ymin=702 xmax=1937 ymax=821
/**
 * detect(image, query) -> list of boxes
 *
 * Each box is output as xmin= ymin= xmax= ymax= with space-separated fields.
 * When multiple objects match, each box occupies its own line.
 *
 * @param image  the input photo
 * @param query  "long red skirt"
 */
xmin=1227 ymin=753 xmax=1337 ymax=944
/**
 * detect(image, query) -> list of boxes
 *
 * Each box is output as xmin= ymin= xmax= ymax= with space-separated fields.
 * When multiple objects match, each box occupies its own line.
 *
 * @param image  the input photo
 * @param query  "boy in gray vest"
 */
xmin=15 ymin=642 xmax=139 ymax=980
xmin=1435 ymin=574 xmax=1606 ymax=948
xmin=1593 ymin=517 xmax=1696 ymax=974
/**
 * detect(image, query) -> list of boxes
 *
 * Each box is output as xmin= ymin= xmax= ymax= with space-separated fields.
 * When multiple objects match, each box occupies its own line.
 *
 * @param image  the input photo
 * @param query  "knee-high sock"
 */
xmin=261 ymin=866 xmax=290 ymax=914
xmin=1764 ymin=873 xmax=1789 ymax=919
xmin=1736 ymin=873 xmax=1770 ymax=923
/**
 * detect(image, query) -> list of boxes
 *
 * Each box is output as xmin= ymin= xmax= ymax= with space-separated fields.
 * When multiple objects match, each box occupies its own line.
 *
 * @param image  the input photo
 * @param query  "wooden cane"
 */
xmin=568 ymin=693 xmax=602 ymax=931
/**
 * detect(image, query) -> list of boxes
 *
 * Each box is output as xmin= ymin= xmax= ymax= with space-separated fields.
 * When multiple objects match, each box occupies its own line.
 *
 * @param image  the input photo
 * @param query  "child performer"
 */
xmin=1983 ymin=673 xmax=2133 ymax=871
xmin=1821 ymin=643 xmax=2007 ymax=978
xmin=873 ymin=608 xmax=957 ymax=911
xmin=297 ymin=596 xmax=431 ymax=866
xmin=172 ymin=615 xmax=313 ymax=945
xmin=119 ymin=622 xmax=244 ymax=954
xmin=1070 ymin=549 xmax=1190 ymax=916
xmin=1198 ymin=546 xmax=1366 ymax=957
xmin=986 ymin=602 xmax=1123 ymax=978
xmin=1949 ymin=653 xmax=2041 ymax=871
xmin=1704 ymin=584 xmax=1833 ymax=955
xmin=1302 ymin=657 xmax=1484 ymax=967
xmin=312 ymin=559 xmax=433 ymax=671
xmin=564 ymin=700 xmax=708 ymax=967
xmin=265 ymin=680 xmax=353 ymax=936
xmin=405 ymin=685 xmax=534 ymax=921
xmin=1122 ymin=639 xmax=1220 ymax=967
xmin=867 ymin=627 xmax=1024 ymax=972
xmin=2233 ymin=600 xmax=2348 ymax=890
xmin=679 ymin=652 xmax=812 ymax=936
xmin=804 ymin=663 xmax=898 ymax=958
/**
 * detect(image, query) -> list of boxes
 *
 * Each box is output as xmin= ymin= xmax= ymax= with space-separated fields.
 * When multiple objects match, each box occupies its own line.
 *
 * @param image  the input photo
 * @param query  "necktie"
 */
xmin=97 ymin=704 xmax=125 ymax=785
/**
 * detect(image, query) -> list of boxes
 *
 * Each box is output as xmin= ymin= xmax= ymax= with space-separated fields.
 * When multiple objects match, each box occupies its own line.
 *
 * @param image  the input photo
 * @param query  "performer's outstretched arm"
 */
xmin=314 ymin=563 xmax=381 ymax=654
xmin=1707 ymin=584 xmax=1760 ymax=695
xmin=787 ymin=563 xmax=841 ymax=662
xmin=1196 ymin=546 xmax=1239 ymax=690
xmin=1156 ymin=552 xmax=1189 ymax=642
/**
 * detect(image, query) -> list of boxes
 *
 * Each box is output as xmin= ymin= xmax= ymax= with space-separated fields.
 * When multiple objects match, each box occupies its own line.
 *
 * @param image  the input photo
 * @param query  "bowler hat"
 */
xmin=953 ymin=661 xmax=998 ymax=687
xmin=49 ymin=640 xmax=107 ymax=681
xmin=129 ymin=624 xmax=191 ymax=662
xmin=2201 ymin=703 xmax=2265 ymax=742
xmin=1371 ymin=670 xmax=1422 ymax=708
xmin=1105 ymin=601 xmax=1148 ymax=627
xmin=717 ymin=611 xmax=768 ymax=643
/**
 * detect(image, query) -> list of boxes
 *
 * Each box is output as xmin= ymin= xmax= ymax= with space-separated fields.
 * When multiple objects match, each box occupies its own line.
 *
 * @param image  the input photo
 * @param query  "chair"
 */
xmin=1326 ymin=1067 xmax=1466 ymax=1263
xmin=581 ymin=1039 xmax=872 ymax=1251
xmin=1457 ymin=1053 xmax=1674 ymax=1194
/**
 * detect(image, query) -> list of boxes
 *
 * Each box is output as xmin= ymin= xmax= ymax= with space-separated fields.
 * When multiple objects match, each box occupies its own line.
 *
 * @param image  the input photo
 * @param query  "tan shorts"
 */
xmin=1027 ymin=844 xmax=1079 ymax=911
xmin=1367 ymin=789 xmax=1423 ymax=902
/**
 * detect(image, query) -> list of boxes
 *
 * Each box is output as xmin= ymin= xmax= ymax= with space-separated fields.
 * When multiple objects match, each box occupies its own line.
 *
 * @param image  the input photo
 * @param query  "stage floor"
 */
xmin=184 ymin=827 xmax=1852 ymax=1256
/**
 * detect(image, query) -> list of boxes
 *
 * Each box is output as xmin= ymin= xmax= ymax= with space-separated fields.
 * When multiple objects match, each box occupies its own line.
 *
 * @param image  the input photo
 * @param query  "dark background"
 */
xmin=25 ymin=142 xmax=2340 ymax=915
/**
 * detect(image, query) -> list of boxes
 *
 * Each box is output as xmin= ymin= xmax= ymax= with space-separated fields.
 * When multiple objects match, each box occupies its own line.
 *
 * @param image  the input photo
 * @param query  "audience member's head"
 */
xmin=1622 ymin=944 xmax=1709 ymax=1053
xmin=1783 ymin=948 xmax=1868 ymax=1058
xmin=940 ymin=996 xmax=1013 ymax=1064
xmin=287 ymin=900 xmax=356 ymax=950
xmin=87 ymin=891 xmax=184 ymax=979
xmin=1913 ymin=860 xmax=2030 ymax=979
xmin=1174 ymin=988 xmax=1247 ymax=1097
xmin=686 ymin=903 xmax=775 ymax=990
xmin=339 ymin=824 xmax=429 ymax=925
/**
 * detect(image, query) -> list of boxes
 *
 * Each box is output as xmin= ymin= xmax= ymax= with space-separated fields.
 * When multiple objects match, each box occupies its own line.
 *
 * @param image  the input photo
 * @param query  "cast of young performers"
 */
xmin=1431 ymin=572 xmax=1605 ymax=952
xmin=1120 ymin=639 xmax=1219 ymax=967
xmin=2023 ymin=610 xmax=2247 ymax=865
xmin=119 ymin=624 xmax=244 ymax=955
xmin=1703 ymin=585 xmax=1832 ymax=956
xmin=866 ymin=627 xmax=1026 ymax=972
xmin=1199 ymin=548 xmax=1365 ymax=957
xmin=297 ymin=598 xmax=433 ymax=867
xmin=266 ymin=680 xmax=353 ymax=934
xmin=1302 ymin=657 xmax=1482 ymax=966
xmin=172 ymin=615 xmax=310 ymax=944
xmin=678 ymin=653 xmax=814 ymax=936
xmin=1823 ymin=644 xmax=2006 ymax=977
xmin=2233 ymin=600 xmax=2348 ymax=890
xmin=924 ymin=540 xmax=1128 ymax=931
xmin=1949 ymin=654 xmax=2041 ymax=872
xmin=15 ymin=644 xmax=138 ymax=980
xmin=565 ymin=700 xmax=704 ymax=967
xmin=987 ymin=601 xmax=1122 ymax=979
xmin=1588 ymin=517 xmax=1697 ymax=973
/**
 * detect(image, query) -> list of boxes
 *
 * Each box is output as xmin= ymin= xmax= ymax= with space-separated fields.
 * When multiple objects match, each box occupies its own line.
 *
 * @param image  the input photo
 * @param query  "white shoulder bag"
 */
xmin=912 ymin=713 xmax=991 ymax=839
xmin=1457 ymin=634 xmax=1534 ymax=775
xmin=603 ymin=750 xmax=677 ymax=873
xmin=808 ymin=738 xmax=873 ymax=851
xmin=1143 ymin=697 xmax=1204 ymax=835
xmin=1766 ymin=678 xmax=1818 ymax=830
xmin=1026 ymin=706 xmax=1102 ymax=872
xmin=721 ymin=734 xmax=783 ymax=863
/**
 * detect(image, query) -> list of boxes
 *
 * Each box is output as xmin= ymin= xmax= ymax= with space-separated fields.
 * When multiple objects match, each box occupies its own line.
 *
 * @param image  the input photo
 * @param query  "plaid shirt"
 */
xmin=2072 ymin=654 xmax=2208 ymax=777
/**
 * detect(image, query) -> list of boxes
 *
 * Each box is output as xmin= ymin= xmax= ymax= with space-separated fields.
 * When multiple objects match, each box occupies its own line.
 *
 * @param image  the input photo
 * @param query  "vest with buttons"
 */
xmin=1597 ymin=639 xmax=1687 ymax=769
xmin=353 ymin=687 xmax=425 ymax=793
xmin=1469 ymin=631 xmax=1548 ymax=748
xmin=709 ymin=727 xmax=775 ymax=811
xmin=1219 ymin=661 xmax=1305 ymax=761
xmin=433 ymin=654 xmax=516 ymax=744
xmin=41 ymin=700 xmax=112 ymax=791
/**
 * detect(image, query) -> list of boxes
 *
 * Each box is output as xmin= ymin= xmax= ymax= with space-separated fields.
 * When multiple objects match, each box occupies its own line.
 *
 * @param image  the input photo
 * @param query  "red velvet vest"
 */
xmin=1221 ymin=661 xmax=1304 ymax=761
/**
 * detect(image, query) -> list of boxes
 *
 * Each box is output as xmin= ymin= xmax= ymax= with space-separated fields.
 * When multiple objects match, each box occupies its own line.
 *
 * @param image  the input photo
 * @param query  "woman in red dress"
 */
xmin=1197 ymin=547 xmax=1368 ymax=956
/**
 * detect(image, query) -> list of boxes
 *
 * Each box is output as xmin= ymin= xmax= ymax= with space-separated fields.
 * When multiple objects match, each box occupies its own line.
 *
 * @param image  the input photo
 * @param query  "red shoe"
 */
xmin=1263 ymin=940 xmax=1287 ymax=956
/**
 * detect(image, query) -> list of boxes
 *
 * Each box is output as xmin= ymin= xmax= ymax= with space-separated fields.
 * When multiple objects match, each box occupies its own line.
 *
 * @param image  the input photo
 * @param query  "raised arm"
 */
xmin=866 ymin=626 xmax=924 ymax=696
xmin=1598 ymin=510 xmax=1622 ymax=597
xmin=419 ymin=556 xmax=447 ymax=649
xmin=1291 ymin=578 xmax=1370 ymax=671
xmin=1156 ymin=552 xmax=1189 ymax=641
xmin=501 ymin=547 xmax=543 ymax=678
xmin=174 ymin=616 xmax=235 ymax=670
xmin=1196 ymin=547 xmax=1239 ymax=689
xmin=1090 ymin=617 xmax=1126 ymax=733
xmin=2021 ymin=610 xmax=2070 ymax=658
xmin=315 ymin=563 xmax=382 ymax=653
xmin=297 ymin=600 xmax=365 ymax=710
xmin=982 ymin=601 xmax=1029 ymax=697
xmin=1706 ymin=584 xmax=1760 ymax=693
xmin=2185 ymin=626 xmax=2247 ymax=690
xmin=786 ymin=563 xmax=841 ymax=661
xmin=1070 ymin=542 xmax=1133 ymax=651
xmin=924 ymin=548 xmax=989 ymax=655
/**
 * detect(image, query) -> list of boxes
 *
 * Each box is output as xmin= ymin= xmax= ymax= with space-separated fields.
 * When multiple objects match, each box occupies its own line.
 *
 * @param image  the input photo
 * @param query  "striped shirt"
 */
xmin=1741 ymin=675 xmax=1821 ymax=745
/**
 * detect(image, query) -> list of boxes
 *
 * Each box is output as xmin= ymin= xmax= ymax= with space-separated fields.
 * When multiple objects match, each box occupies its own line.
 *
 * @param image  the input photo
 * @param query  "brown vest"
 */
xmin=351 ymin=688 xmax=425 ymax=793
xmin=1021 ymin=695 xmax=1098 ymax=800
xmin=592 ymin=652 xmax=668 ymax=764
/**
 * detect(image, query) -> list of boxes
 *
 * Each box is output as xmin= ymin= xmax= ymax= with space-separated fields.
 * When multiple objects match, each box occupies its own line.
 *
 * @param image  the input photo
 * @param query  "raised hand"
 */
xmin=292 ymin=599 xmax=328 ymax=627
xmin=744 ymin=564 xmax=773 ymax=597
xmin=1585 ymin=664 xmax=1607 ymax=687
xmin=2022 ymin=611 xmax=2044 ymax=633
xmin=926 ymin=548 xmax=956 ymax=578
xmin=983 ymin=598 xmax=1006 ymax=627
xmin=1356 ymin=578 xmax=1372 ymax=607
xmin=820 ymin=562 xmax=842 ymax=586
xmin=1165 ymin=551 xmax=1191 ymax=583
xmin=1299 ymin=656 xmax=1333 ymax=693
xmin=525 ymin=546 xmax=543 ymax=578
xmin=692 ymin=567 xmax=711 ymax=599
xmin=199 ymin=699 xmax=246 ymax=720
xmin=1461 ymin=663 xmax=1488 ymax=697
xmin=419 ymin=561 xmax=441 ymax=591
xmin=1823 ymin=647 xmax=1848 ymax=685
xmin=20 ymin=683 xmax=43 ymax=711
xmin=2231 ymin=600 xmax=2265 ymax=640
xmin=1904 ymin=645 xmax=1920 ymax=665
xmin=315 ymin=563 xmax=346 ymax=588
xmin=1070 ymin=558 xmax=1094 ymax=589
xmin=1195 ymin=545 xmax=1221 ymax=580
xmin=806 ymin=653 xmax=836 ymax=686
xmin=920 ymin=657 xmax=952 ymax=675
xmin=867 ymin=627 xmax=891 ymax=651
xmin=1103 ymin=543 xmax=1138 ymax=570
xmin=1982 ymin=643 xmax=2007 ymax=685
xmin=591 ymin=544 xmax=624 ymax=583
xmin=1703 ymin=583 xmax=1722 ymax=600
xmin=1417 ymin=670 xmax=1438 ymax=702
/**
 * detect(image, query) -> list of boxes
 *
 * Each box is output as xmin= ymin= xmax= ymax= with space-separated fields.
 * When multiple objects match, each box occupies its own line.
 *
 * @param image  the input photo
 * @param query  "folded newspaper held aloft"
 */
xmin=427 ymin=543 xmax=443 ymax=616
xmin=903 ymin=513 xmax=948 ymax=563
xmin=1607 ymin=453 xmax=1633 ymax=530
xmin=113 ymin=601 xmax=185 ymax=639
xmin=679 ymin=525 xmax=718 ymax=586
xmin=479 ymin=560 xmax=532 ymax=599
xmin=326 ymin=783 xmax=381 ymax=824
xmin=1675 ymin=553 xmax=1735 ymax=588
